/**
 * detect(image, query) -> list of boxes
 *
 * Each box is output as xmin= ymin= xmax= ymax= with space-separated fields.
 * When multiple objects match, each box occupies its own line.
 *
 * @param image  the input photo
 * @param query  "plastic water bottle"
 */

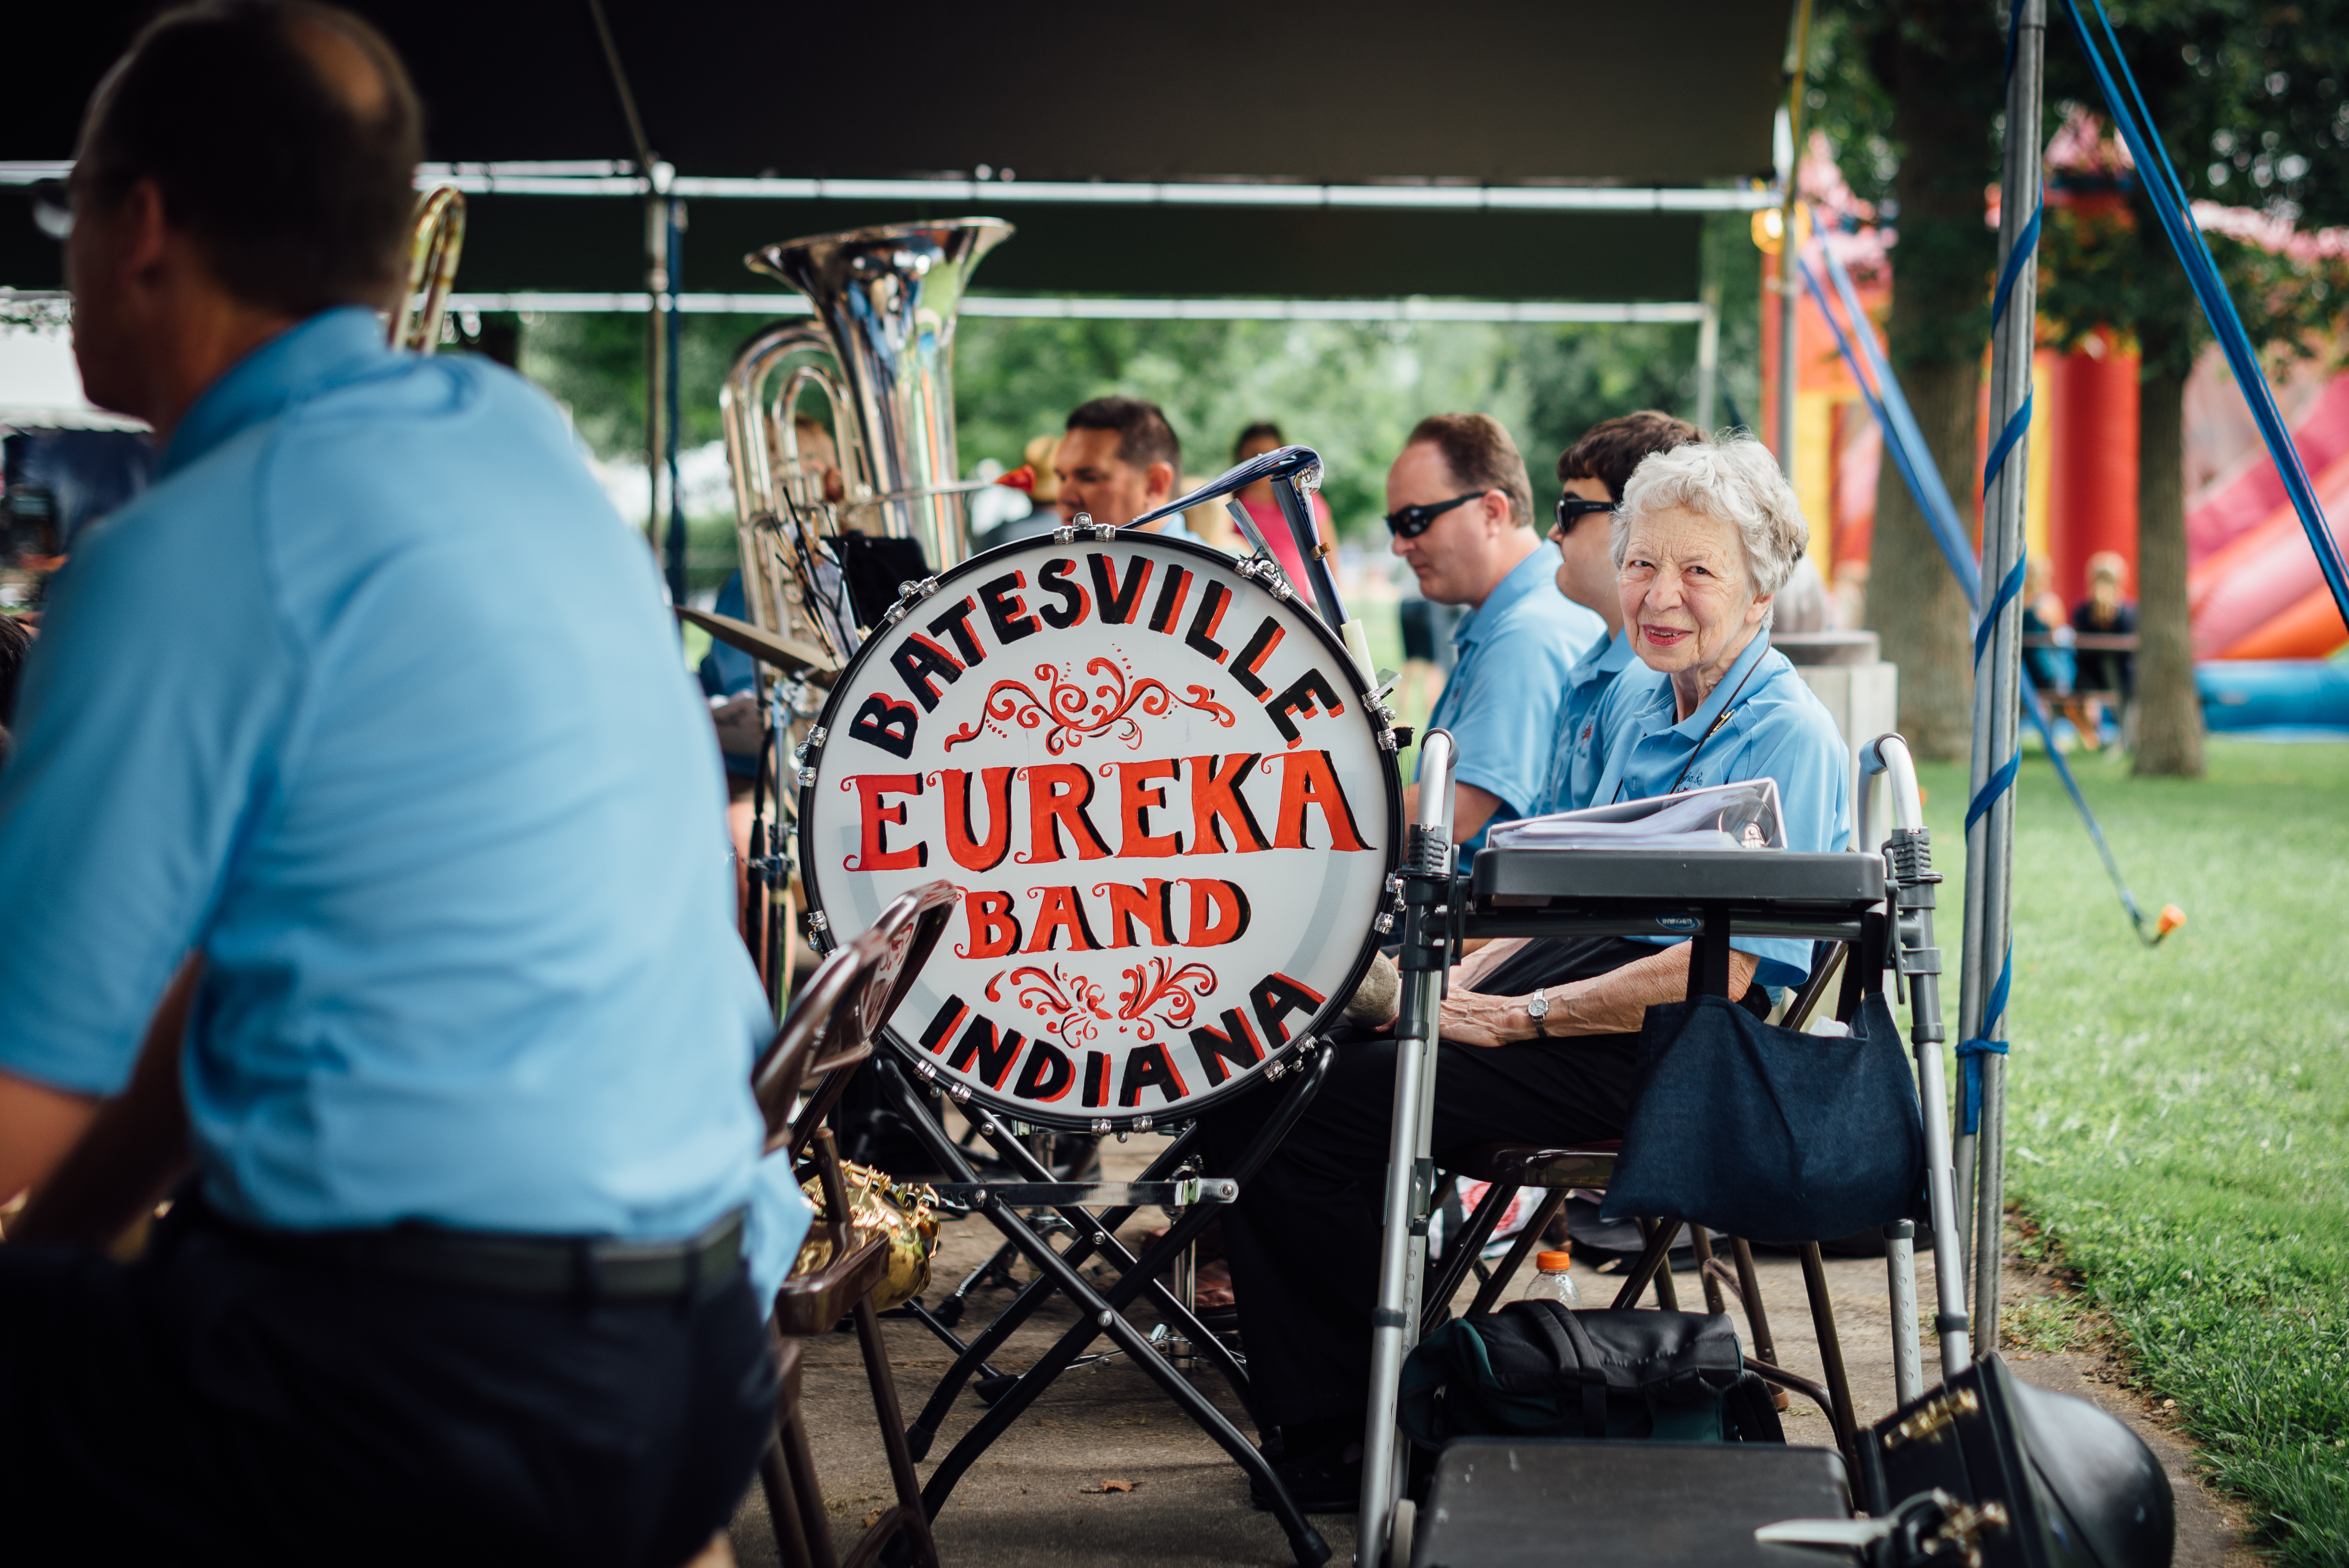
xmin=1518 ymin=1248 xmax=1581 ymax=1308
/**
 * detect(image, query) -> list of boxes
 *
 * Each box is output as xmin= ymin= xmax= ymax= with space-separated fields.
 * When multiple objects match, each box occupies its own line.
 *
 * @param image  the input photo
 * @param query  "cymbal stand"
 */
xmin=1357 ymin=728 xmax=1458 ymax=1568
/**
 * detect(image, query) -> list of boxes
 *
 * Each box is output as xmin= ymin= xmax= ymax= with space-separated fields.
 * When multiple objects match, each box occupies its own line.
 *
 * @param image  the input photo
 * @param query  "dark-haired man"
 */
xmin=1390 ymin=412 xmax=1605 ymax=846
xmin=1054 ymin=394 xmax=1200 ymax=539
xmin=1536 ymin=410 xmax=1706 ymax=813
xmin=0 ymin=5 xmax=785 ymax=1562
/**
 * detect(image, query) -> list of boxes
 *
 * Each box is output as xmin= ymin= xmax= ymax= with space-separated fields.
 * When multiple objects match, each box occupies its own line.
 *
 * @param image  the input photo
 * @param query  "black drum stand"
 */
xmin=877 ymin=1050 xmax=1338 ymax=1568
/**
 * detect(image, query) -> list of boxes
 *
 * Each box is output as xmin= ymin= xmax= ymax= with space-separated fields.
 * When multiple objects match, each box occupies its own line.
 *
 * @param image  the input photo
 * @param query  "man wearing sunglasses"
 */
xmin=1535 ymin=411 xmax=1707 ymax=815
xmin=1387 ymin=413 xmax=1604 ymax=847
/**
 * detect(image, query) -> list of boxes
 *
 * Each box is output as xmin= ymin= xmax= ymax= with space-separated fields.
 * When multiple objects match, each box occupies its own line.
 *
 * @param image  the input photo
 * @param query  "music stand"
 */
xmin=1355 ymin=731 xmax=1971 ymax=1568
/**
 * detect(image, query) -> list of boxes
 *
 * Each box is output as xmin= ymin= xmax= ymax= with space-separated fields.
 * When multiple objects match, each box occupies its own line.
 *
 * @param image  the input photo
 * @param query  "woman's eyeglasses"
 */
xmin=1552 ymin=496 xmax=1617 ymax=537
xmin=1382 ymin=492 xmax=1485 ymax=539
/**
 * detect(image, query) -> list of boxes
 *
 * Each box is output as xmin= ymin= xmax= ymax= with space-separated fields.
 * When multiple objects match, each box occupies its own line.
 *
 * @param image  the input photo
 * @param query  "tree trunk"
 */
xmin=2132 ymin=369 xmax=2203 ymax=776
xmin=1856 ymin=4 xmax=2004 ymax=762
xmin=1867 ymin=358 xmax=1980 ymax=759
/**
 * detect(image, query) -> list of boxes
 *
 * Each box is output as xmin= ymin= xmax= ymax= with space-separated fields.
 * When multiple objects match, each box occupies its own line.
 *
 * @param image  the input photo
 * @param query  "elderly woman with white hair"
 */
xmin=1205 ymin=436 xmax=1850 ymax=1513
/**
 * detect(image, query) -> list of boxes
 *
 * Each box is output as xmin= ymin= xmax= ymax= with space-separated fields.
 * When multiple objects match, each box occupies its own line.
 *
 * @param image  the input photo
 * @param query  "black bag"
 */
xmin=1602 ymin=992 xmax=1925 ymax=1246
xmin=1400 ymin=1304 xmax=1783 ymax=1447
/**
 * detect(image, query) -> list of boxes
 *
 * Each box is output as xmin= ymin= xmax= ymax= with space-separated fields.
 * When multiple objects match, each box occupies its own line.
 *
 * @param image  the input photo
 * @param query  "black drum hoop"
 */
xmin=795 ymin=527 xmax=1405 ymax=1133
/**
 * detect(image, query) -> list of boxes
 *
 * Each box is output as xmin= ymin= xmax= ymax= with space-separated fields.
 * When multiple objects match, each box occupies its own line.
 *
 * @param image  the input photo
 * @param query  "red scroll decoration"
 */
xmin=944 ymin=657 xmax=1236 ymax=755
xmin=1116 ymin=956 xmax=1219 ymax=1041
xmin=985 ymin=963 xmax=1112 ymax=1047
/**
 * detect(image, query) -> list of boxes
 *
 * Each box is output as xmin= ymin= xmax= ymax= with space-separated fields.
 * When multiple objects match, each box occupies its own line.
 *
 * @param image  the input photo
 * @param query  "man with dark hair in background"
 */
xmin=1537 ymin=410 xmax=1706 ymax=813
xmin=1389 ymin=412 xmax=1605 ymax=847
xmin=1054 ymin=394 xmax=1200 ymax=538
xmin=0 ymin=5 xmax=786 ymax=1562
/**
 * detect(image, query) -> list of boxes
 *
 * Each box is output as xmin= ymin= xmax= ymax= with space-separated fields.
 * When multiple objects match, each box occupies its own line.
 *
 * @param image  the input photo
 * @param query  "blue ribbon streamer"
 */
xmin=2062 ymin=0 xmax=2349 ymax=635
xmin=1966 ymin=754 xmax=2021 ymax=836
xmin=1989 ymin=201 xmax=2043 ymax=331
xmin=1802 ymin=246 xmax=1980 ymax=604
xmin=1957 ymin=947 xmax=2014 ymax=1134
xmin=1975 ymin=554 xmax=2028 ymax=665
xmin=1794 ymin=215 xmax=2162 ymax=945
xmin=1982 ymin=392 xmax=2035 ymax=495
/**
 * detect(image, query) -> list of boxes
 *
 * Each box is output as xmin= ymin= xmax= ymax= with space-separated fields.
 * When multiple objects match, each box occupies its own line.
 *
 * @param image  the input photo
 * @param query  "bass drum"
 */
xmin=799 ymin=530 xmax=1403 ymax=1131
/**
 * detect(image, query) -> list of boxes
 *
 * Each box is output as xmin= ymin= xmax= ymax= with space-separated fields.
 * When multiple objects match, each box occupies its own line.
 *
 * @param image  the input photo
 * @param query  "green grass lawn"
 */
xmin=1912 ymin=740 xmax=2349 ymax=1568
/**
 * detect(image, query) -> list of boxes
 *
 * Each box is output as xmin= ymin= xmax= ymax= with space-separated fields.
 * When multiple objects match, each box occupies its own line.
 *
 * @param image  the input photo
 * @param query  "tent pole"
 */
xmin=662 ymin=196 xmax=687 ymax=610
xmin=1774 ymin=0 xmax=1813 ymax=479
xmin=644 ymin=195 xmax=667 ymax=560
xmin=1960 ymin=0 xmax=2045 ymax=1355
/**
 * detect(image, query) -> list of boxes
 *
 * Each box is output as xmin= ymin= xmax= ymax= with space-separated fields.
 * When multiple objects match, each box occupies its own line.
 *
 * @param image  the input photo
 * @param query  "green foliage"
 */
xmin=1812 ymin=0 xmax=2008 ymax=370
xmin=1914 ymin=741 xmax=2349 ymax=1566
xmin=521 ymin=310 xmax=783 ymax=460
xmin=508 ymin=238 xmax=1773 ymax=545
xmin=2070 ymin=0 xmax=2349 ymax=225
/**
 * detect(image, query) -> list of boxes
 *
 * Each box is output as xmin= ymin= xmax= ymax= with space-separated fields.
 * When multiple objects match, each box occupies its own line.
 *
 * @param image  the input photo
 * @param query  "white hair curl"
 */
xmin=1610 ymin=434 xmax=1810 ymax=603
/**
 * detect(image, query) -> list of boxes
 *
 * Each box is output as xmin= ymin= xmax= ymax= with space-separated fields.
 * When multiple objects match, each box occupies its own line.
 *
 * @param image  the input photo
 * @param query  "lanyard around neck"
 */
xmin=1613 ymin=641 xmax=1767 ymax=804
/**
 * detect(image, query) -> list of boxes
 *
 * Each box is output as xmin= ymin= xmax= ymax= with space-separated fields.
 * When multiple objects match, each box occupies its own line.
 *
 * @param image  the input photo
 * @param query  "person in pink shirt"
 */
xmin=1232 ymin=421 xmax=1334 ymax=581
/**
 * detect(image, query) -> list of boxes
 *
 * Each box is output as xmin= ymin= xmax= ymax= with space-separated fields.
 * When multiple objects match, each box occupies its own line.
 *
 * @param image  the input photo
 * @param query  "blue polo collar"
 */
xmin=1636 ymin=625 xmax=1775 ymax=741
xmin=162 ymin=307 xmax=398 ymax=478
xmin=1454 ymin=542 xmax=1562 ymax=650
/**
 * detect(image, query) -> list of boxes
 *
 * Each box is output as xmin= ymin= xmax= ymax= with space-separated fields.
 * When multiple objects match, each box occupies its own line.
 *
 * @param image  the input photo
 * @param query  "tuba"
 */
xmin=717 ymin=218 xmax=1010 ymax=1004
xmin=719 ymin=218 xmax=1013 ymax=668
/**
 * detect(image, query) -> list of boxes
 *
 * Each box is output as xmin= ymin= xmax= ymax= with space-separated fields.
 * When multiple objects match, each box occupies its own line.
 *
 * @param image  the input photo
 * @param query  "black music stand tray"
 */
xmin=876 ymin=1048 xmax=1339 ymax=1568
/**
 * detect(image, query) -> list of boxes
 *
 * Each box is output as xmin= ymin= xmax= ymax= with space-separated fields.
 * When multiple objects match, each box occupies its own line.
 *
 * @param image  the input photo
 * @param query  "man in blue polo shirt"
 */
xmin=1535 ymin=411 xmax=1707 ymax=814
xmin=1388 ymin=413 xmax=1604 ymax=848
xmin=0 ymin=7 xmax=784 ymax=1562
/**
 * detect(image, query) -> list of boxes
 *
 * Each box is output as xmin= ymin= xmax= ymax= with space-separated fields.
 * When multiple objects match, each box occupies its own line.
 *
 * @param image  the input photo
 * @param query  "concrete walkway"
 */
xmin=732 ymin=1132 xmax=2256 ymax=1568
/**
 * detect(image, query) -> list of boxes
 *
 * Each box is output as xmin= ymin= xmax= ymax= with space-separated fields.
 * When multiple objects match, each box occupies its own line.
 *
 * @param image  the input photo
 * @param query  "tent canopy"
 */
xmin=5 ymin=0 xmax=1792 ymax=301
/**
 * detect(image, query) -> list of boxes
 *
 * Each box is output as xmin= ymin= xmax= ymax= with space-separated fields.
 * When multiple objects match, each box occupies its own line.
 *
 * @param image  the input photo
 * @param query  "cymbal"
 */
xmin=675 ymin=606 xmax=840 ymax=676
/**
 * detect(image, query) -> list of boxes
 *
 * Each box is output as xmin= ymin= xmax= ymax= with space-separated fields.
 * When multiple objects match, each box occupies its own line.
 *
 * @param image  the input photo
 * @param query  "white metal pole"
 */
xmin=1961 ymin=0 xmax=2045 ymax=1352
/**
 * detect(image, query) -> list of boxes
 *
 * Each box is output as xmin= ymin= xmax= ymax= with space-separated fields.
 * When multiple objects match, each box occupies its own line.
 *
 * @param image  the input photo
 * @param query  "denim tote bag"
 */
xmin=1600 ymin=992 xmax=1925 ymax=1246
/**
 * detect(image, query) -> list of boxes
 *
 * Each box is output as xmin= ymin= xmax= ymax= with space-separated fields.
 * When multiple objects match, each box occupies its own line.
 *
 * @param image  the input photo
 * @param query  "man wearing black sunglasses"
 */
xmin=1535 ymin=411 xmax=1706 ymax=815
xmin=1386 ymin=413 xmax=1605 ymax=847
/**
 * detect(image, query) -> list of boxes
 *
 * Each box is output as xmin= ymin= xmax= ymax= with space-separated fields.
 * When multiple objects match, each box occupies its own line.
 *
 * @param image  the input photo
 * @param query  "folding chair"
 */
xmin=1354 ymin=731 xmax=1973 ymax=1568
xmin=747 ymin=880 xmax=958 ymax=1568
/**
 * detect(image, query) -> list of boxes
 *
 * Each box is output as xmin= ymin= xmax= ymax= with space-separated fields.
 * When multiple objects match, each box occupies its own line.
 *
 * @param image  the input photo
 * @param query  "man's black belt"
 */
xmin=200 ymin=1199 xmax=748 ymax=1303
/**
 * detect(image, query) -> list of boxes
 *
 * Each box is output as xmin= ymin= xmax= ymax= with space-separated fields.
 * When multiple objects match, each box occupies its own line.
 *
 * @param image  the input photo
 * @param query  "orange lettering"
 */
xmin=938 ymin=766 xmax=1016 ymax=872
xmin=844 ymin=774 xmax=926 ymax=871
xmin=1268 ymin=749 xmax=1371 ymax=851
xmin=1021 ymin=763 xmax=1114 ymax=864
xmin=1023 ymin=885 xmax=1101 ymax=952
xmin=1185 ymin=878 xmax=1252 ymax=945
xmin=958 ymin=889 xmax=1022 ymax=959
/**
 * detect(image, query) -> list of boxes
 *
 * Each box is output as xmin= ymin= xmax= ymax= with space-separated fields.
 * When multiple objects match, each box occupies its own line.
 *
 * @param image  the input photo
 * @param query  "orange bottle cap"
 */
xmin=1536 ymin=1250 xmax=1573 ymax=1271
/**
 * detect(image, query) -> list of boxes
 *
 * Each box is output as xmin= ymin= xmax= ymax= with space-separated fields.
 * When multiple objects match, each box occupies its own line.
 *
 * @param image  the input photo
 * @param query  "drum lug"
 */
xmin=1375 ymin=913 xmax=1395 ymax=934
xmin=1052 ymin=523 xmax=1080 ymax=543
xmin=881 ymin=576 xmax=940 ymax=626
xmin=1090 ymin=1118 xmax=1113 ymax=1133
xmin=805 ymin=908 xmax=831 ymax=955
xmin=793 ymin=725 xmax=827 ymax=763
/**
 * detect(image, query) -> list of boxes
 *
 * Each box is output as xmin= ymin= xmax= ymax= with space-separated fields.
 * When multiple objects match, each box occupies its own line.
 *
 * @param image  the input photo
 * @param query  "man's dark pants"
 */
xmin=1204 ymin=937 xmax=1655 ymax=1434
xmin=0 ymin=1201 xmax=773 ymax=1566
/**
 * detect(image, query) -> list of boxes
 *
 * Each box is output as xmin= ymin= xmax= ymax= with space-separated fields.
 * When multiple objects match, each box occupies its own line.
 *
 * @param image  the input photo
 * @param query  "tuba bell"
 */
xmin=717 ymin=218 xmax=1011 ymax=1005
xmin=719 ymin=217 xmax=1013 ymax=667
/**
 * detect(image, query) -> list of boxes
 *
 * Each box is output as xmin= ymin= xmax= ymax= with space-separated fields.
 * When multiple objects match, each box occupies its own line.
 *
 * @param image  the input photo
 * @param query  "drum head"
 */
xmin=800 ymin=531 xmax=1402 ymax=1130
